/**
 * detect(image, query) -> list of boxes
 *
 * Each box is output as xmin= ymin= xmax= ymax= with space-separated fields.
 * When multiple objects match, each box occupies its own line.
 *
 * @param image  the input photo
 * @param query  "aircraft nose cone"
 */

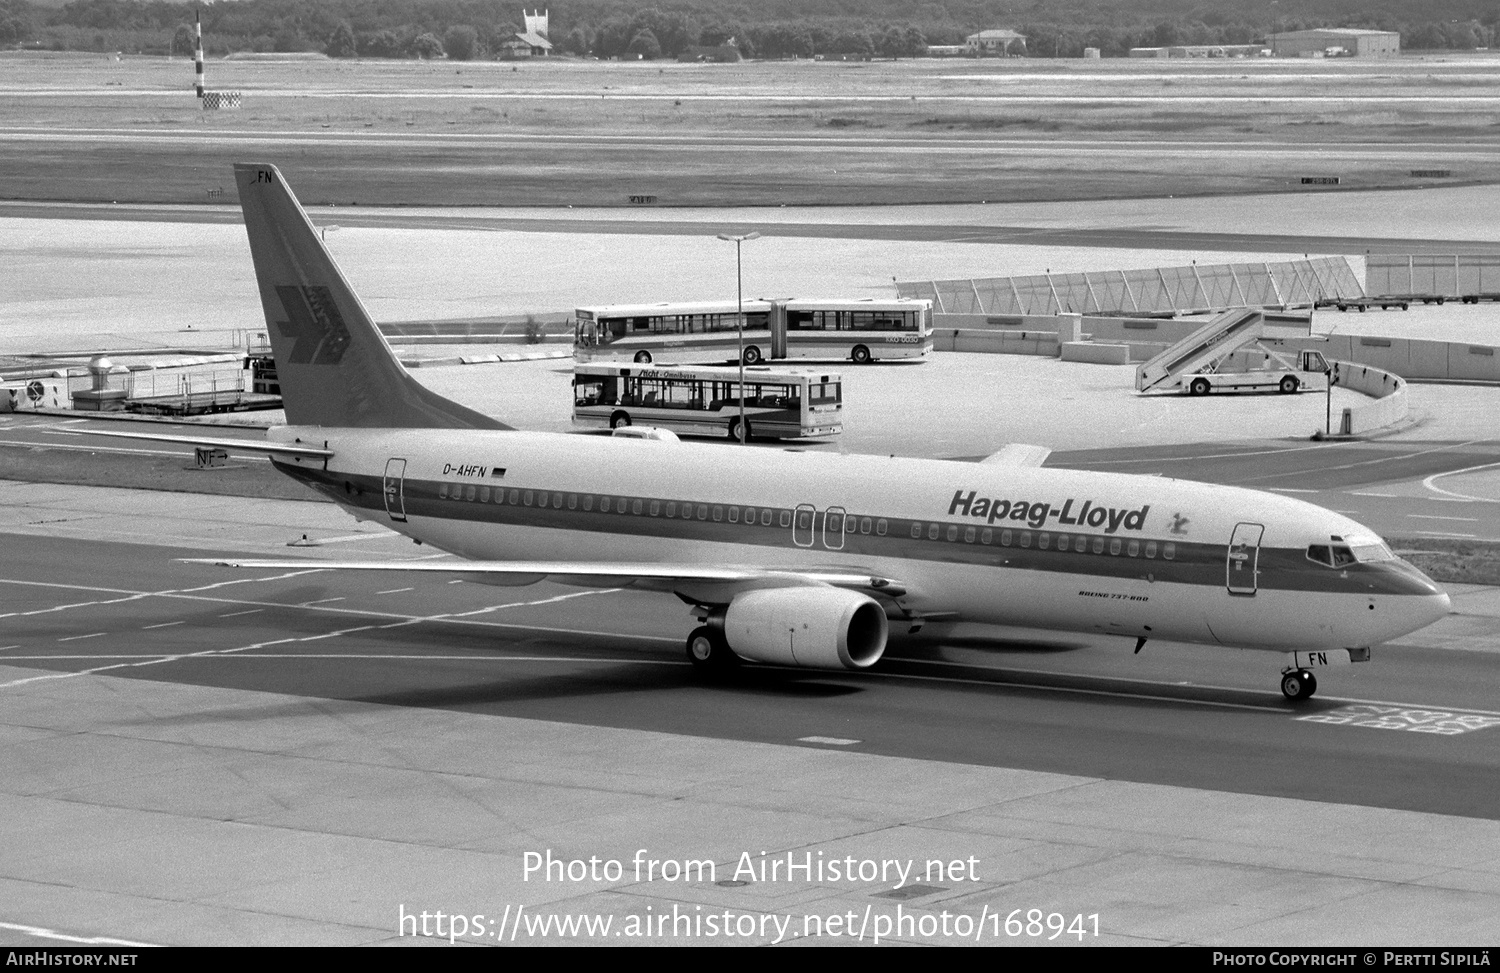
xmin=1423 ymin=588 xmax=1453 ymax=626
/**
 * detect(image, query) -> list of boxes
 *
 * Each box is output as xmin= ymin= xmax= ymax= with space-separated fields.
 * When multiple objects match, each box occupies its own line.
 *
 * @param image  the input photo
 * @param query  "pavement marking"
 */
xmin=377 ymin=587 xmax=415 ymax=595
xmin=1298 ymin=704 xmax=1500 ymax=735
xmin=799 ymin=736 xmax=861 ymax=746
xmin=1406 ymin=514 xmax=1480 ymax=522
xmin=142 ymin=620 xmax=185 ymax=629
xmin=1348 ymin=491 xmax=1398 ymax=498
xmin=0 ymin=645 xmax=17 ymax=652
xmin=57 ymin=632 xmax=105 ymax=642
xmin=1423 ymin=458 xmax=1500 ymax=501
xmin=219 ymin=608 xmax=263 ymax=617
xmin=299 ymin=597 xmax=346 ymax=606
xmin=0 ymin=570 xmax=327 ymax=619
xmin=1268 ymin=487 xmax=1318 ymax=493
xmin=0 ymin=921 xmax=157 ymax=949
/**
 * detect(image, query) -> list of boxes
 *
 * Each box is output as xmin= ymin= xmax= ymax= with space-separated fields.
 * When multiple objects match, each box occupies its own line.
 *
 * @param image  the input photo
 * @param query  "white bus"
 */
xmin=573 ymin=298 xmax=932 ymax=366
xmin=572 ymin=363 xmax=843 ymax=441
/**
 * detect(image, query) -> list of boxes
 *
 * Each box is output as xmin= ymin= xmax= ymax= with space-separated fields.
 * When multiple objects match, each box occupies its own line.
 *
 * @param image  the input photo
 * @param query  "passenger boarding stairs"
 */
xmin=1134 ymin=308 xmax=1266 ymax=393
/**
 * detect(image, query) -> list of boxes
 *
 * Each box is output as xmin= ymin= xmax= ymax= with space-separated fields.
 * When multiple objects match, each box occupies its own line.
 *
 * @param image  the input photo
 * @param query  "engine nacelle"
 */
xmin=721 ymin=587 xmax=888 ymax=670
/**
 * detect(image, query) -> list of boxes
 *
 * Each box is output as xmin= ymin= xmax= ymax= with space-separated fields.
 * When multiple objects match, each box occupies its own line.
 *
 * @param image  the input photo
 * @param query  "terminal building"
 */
xmin=1265 ymin=28 xmax=1400 ymax=57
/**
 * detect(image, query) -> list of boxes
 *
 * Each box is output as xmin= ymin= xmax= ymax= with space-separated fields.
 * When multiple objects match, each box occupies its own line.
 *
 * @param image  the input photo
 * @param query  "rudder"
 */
xmin=234 ymin=163 xmax=509 ymax=430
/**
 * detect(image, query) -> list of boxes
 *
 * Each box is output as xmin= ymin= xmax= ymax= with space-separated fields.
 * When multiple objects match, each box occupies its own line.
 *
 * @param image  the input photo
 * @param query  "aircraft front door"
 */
xmin=383 ymin=458 xmax=408 ymax=523
xmin=1227 ymin=522 xmax=1263 ymax=595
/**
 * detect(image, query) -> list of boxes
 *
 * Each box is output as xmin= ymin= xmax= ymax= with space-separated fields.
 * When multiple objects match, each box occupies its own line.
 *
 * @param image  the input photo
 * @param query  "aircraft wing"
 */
xmin=980 ymin=443 xmax=1051 ymax=467
xmin=182 ymin=558 xmax=908 ymax=598
xmin=56 ymin=428 xmax=333 ymax=458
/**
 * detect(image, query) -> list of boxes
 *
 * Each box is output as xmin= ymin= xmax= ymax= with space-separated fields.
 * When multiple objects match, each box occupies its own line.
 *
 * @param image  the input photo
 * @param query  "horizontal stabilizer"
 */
xmin=58 ymin=428 xmax=333 ymax=458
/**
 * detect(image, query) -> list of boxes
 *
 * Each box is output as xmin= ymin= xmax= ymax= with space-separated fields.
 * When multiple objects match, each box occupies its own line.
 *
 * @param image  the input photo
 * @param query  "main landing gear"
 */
xmin=1280 ymin=668 xmax=1318 ymax=701
xmin=686 ymin=626 xmax=740 ymax=675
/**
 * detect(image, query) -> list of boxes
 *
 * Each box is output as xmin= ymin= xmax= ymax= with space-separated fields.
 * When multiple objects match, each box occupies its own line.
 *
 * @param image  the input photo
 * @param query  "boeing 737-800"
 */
xmin=96 ymin=164 xmax=1452 ymax=700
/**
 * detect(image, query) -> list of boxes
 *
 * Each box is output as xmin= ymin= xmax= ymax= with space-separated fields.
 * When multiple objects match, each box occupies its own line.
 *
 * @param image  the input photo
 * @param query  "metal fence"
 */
xmin=1365 ymin=254 xmax=1500 ymax=299
xmin=897 ymin=256 xmax=1362 ymax=316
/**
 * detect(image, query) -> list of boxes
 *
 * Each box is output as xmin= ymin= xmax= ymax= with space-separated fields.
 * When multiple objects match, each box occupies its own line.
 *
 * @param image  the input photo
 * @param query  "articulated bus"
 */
xmin=572 ymin=363 xmax=843 ymax=441
xmin=573 ymin=298 xmax=933 ymax=366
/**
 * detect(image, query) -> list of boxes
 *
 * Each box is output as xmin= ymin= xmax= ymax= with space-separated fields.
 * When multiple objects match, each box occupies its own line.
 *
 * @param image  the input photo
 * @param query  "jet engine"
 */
xmin=720 ymin=587 xmax=888 ymax=670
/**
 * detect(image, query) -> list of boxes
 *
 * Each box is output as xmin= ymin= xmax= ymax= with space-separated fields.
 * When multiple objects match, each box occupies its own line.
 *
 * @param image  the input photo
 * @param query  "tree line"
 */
xmin=1 ymin=0 xmax=1497 ymax=59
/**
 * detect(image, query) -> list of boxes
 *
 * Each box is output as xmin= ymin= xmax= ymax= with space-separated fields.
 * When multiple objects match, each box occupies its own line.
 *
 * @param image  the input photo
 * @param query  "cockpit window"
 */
xmin=1350 ymin=542 xmax=1395 ymax=563
xmin=1308 ymin=542 xmax=1394 ymax=568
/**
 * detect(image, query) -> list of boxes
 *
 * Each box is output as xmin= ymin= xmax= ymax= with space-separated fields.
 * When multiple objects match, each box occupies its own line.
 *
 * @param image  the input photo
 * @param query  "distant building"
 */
xmin=965 ymin=30 xmax=1026 ymax=57
xmin=1129 ymin=45 xmax=1268 ymax=58
xmin=516 ymin=8 xmax=552 ymax=56
xmin=498 ymin=38 xmax=534 ymax=59
xmin=1266 ymin=29 xmax=1399 ymax=57
xmin=677 ymin=40 xmax=742 ymax=63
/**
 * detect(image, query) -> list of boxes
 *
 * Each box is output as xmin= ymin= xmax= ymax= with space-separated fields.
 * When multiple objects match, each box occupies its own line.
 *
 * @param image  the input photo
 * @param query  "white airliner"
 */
xmin=103 ymin=163 xmax=1452 ymax=701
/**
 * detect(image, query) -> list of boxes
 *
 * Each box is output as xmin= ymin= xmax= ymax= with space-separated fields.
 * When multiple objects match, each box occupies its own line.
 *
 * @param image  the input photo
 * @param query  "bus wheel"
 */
xmin=633 ymin=350 xmax=652 ymax=364
xmin=1189 ymin=378 xmax=1210 ymax=396
xmin=852 ymin=345 xmax=872 ymax=365
xmin=610 ymin=411 xmax=631 ymax=429
xmin=728 ymin=417 xmax=751 ymax=442
xmin=1279 ymin=376 xmax=1299 ymax=394
xmin=742 ymin=345 xmax=762 ymax=366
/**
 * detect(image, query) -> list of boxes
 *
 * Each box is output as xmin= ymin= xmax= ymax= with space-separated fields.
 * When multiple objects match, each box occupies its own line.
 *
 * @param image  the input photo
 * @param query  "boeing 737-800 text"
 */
xmin=95 ymin=164 xmax=1452 ymax=700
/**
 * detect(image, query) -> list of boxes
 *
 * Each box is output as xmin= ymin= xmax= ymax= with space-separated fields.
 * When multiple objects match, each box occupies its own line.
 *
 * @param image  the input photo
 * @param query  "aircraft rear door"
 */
xmin=1226 ymin=522 xmax=1263 ymax=595
xmin=383 ymin=458 xmax=408 ymax=523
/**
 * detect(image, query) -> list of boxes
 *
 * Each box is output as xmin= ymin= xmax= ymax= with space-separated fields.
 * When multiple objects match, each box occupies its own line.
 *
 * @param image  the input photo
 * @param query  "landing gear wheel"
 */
xmin=1280 ymin=669 xmax=1317 ymax=701
xmin=633 ymin=350 xmax=653 ymax=364
xmin=1189 ymin=377 xmax=1211 ymax=396
xmin=851 ymin=345 xmax=872 ymax=365
xmin=741 ymin=345 xmax=762 ymax=366
xmin=727 ymin=417 xmax=751 ymax=442
xmin=610 ymin=411 xmax=632 ymax=429
xmin=686 ymin=626 xmax=739 ymax=674
xmin=1279 ymin=375 xmax=1299 ymax=394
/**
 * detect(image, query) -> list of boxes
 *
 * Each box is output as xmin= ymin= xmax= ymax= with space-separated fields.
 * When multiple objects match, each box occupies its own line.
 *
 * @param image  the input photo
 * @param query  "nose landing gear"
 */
xmin=1280 ymin=668 xmax=1318 ymax=701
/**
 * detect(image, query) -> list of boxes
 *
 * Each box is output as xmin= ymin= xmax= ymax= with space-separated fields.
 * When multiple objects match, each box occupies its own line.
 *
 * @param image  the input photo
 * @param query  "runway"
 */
xmin=9 ymin=196 xmax=1500 ymax=256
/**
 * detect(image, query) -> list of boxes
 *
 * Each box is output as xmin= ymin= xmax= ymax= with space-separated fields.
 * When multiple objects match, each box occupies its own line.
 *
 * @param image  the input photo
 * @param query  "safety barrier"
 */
xmin=1329 ymin=361 xmax=1408 ymax=435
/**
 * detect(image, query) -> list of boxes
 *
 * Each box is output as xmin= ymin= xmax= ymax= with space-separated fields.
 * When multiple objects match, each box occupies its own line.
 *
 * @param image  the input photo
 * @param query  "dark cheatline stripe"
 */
xmin=276 ymin=463 xmax=1429 ymax=596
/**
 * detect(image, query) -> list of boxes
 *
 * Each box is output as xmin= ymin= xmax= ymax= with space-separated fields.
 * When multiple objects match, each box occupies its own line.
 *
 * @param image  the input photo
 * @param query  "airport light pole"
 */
xmin=717 ymin=231 xmax=761 ymax=444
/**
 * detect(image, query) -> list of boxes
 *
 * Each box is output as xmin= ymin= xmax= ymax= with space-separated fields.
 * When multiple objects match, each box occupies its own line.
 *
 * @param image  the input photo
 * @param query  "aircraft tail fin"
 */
xmin=233 ymin=163 xmax=509 ymax=430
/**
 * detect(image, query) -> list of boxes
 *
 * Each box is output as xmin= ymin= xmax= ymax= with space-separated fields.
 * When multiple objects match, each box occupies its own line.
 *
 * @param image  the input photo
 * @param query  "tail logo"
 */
xmin=275 ymin=285 xmax=353 ymax=365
